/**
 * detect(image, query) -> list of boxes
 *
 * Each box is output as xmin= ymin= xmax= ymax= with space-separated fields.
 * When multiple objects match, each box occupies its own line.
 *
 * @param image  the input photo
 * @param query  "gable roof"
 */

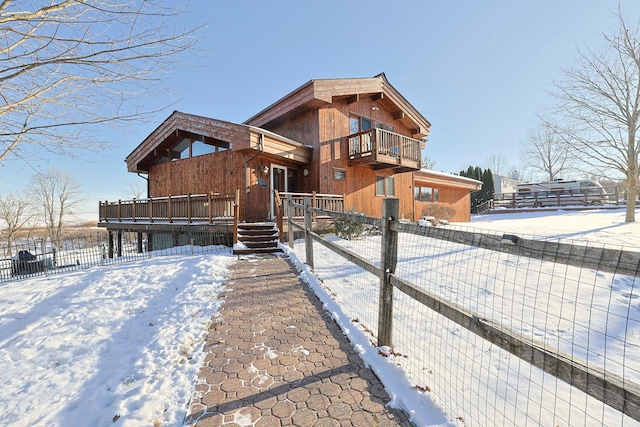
xmin=125 ymin=111 xmax=312 ymax=173
xmin=244 ymin=73 xmax=431 ymax=138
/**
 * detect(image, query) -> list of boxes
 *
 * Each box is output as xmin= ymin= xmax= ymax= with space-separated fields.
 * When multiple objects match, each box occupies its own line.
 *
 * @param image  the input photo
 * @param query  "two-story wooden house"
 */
xmin=121 ymin=73 xmax=479 ymax=223
xmin=100 ymin=74 xmax=480 ymax=252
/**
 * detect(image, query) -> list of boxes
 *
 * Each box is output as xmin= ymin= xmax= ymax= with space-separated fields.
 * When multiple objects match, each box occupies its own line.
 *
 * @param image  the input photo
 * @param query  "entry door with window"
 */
xmin=270 ymin=165 xmax=287 ymax=220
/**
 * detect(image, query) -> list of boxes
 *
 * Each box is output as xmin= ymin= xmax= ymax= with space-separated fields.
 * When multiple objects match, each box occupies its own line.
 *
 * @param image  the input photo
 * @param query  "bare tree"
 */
xmin=422 ymin=154 xmax=436 ymax=170
xmin=0 ymin=1 xmax=199 ymax=163
xmin=127 ymin=179 xmax=147 ymax=199
xmin=550 ymin=8 xmax=640 ymax=222
xmin=30 ymin=168 xmax=83 ymax=245
xmin=485 ymin=154 xmax=511 ymax=177
xmin=520 ymin=120 xmax=572 ymax=181
xmin=0 ymin=191 xmax=34 ymax=256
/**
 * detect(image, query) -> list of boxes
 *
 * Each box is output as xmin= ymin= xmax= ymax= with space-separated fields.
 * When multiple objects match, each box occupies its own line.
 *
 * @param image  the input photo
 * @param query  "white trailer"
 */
xmin=514 ymin=179 xmax=608 ymax=207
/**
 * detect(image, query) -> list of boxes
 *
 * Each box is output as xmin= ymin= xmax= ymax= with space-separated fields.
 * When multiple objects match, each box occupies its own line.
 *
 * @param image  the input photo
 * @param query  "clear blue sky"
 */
xmin=0 ymin=0 xmax=636 ymax=220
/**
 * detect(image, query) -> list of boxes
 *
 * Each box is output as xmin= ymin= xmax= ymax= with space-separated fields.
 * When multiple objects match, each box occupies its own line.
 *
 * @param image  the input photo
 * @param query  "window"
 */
xmin=414 ymin=186 xmax=439 ymax=202
xmin=334 ymin=169 xmax=346 ymax=180
xmin=376 ymin=176 xmax=395 ymax=196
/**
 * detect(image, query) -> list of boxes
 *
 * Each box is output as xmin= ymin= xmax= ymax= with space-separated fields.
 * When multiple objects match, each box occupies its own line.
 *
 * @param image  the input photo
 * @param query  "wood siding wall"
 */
xmin=413 ymin=186 xmax=472 ymax=222
xmin=258 ymin=96 xmax=473 ymax=222
xmin=148 ymin=151 xmax=285 ymax=222
xmin=315 ymin=99 xmax=426 ymax=220
xmin=260 ymin=109 xmax=319 ymax=193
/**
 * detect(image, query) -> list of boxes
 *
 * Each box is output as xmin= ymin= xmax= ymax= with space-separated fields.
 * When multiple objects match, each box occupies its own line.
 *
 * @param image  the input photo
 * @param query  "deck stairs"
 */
xmin=233 ymin=222 xmax=282 ymax=255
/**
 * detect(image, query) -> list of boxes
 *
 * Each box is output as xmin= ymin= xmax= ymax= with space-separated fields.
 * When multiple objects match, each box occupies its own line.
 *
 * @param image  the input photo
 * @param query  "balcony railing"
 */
xmin=347 ymin=128 xmax=423 ymax=170
xmin=99 ymin=193 xmax=236 ymax=224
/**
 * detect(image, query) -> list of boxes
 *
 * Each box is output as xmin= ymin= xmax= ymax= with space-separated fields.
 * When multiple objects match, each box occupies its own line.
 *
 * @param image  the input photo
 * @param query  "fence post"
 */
xmin=41 ymin=239 xmax=48 ymax=277
xmin=378 ymin=197 xmax=399 ymax=348
xmin=287 ymin=194 xmax=294 ymax=249
xmin=304 ymin=196 xmax=314 ymax=269
xmin=132 ymin=198 xmax=137 ymax=222
xmin=168 ymin=194 xmax=173 ymax=223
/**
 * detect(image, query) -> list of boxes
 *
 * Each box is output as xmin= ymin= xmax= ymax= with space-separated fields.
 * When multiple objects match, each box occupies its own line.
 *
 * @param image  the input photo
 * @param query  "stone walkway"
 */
xmin=185 ymin=254 xmax=412 ymax=427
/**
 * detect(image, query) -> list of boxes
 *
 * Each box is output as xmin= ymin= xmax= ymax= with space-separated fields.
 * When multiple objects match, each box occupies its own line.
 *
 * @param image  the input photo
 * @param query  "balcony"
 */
xmin=347 ymin=128 xmax=423 ymax=172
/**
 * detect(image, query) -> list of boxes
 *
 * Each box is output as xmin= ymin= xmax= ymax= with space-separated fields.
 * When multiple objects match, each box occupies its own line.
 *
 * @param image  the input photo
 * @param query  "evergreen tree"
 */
xmin=461 ymin=166 xmax=495 ymax=212
xmin=482 ymin=168 xmax=495 ymax=201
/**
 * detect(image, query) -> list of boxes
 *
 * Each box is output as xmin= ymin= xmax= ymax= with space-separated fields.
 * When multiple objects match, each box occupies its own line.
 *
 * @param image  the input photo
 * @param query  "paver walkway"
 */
xmin=185 ymin=254 xmax=411 ymax=427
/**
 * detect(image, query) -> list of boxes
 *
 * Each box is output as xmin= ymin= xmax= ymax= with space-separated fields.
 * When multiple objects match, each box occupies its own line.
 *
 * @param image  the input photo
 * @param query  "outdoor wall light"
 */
xmin=371 ymin=106 xmax=379 ymax=111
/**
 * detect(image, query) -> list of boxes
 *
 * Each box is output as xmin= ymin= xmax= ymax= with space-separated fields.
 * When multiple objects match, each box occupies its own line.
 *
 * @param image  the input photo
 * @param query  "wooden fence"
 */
xmin=492 ymin=185 xmax=621 ymax=209
xmin=284 ymin=196 xmax=640 ymax=423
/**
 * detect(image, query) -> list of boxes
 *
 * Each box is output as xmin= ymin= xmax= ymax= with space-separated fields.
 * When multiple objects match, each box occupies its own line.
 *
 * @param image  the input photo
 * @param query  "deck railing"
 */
xmin=99 ymin=193 xmax=236 ymax=224
xmin=279 ymin=192 xmax=344 ymax=218
xmin=348 ymin=128 xmax=422 ymax=168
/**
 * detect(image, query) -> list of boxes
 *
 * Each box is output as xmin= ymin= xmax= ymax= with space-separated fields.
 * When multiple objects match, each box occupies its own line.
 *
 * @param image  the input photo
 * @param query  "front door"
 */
xmin=270 ymin=164 xmax=287 ymax=220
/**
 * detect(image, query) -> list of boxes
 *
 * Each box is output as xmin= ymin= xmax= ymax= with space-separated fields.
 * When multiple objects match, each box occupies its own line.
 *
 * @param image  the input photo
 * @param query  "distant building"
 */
xmin=494 ymin=172 xmax=523 ymax=194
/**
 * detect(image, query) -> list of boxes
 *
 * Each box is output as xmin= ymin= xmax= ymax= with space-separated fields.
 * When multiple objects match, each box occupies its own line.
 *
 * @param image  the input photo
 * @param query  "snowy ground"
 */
xmin=287 ymin=207 xmax=640 ymax=426
xmin=468 ymin=207 xmax=640 ymax=249
xmin=1 ymin=207 xmax=639 ymax=427
xmin=0 ymin=250 xmax=235 ymax=427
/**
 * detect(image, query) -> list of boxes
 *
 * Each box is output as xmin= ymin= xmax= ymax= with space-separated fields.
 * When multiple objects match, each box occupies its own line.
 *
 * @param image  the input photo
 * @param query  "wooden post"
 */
xmin=287 ymin=194 xmax=294 ymax=249
xmin=137 ymin=232 xmax=143 ymax=253
xmin=312 ymin=191 xmax=317 ymax=222
xmin=208 ymin=192 xmax=213 ymax=223
xmin=148 ymin=233 xmax=153 ymax=252
xmin=117 ymin=231 xmax=122 ymax=257
xmin=132 ymin=198 xmax=137 ymax=222
xmin=304 ymin=196 xmax=313 ymax=269
xmin=149 ymin=198 xmax=153 ymax=223
xmin=378 ymin=197 xmax=399 ymax=348
xmin=108 ymin=231 xmax=114 ymax=259
xmin=168 ymin=194 xmax=173 ymax=223
xmin=274 ymin=190 xmax=283 ymax=243
xmin=233 ymin=189 xmax=240 ymax=244
xmin=117 ymin=200 xmax=121 ymax=222
xmin=187 ymin=193 xmax=192 ymax=223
